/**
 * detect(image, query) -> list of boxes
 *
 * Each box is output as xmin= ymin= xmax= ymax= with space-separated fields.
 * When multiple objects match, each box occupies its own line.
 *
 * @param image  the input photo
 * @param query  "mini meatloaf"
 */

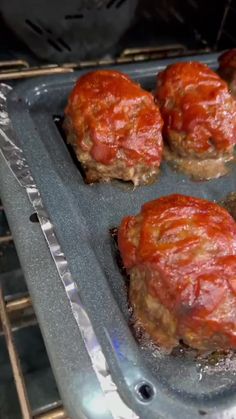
xmin=218 ymin=49 xmax=236 ymax=99
xmin=155 ymin=62 xmax=236 ymax=179
xmin=64 ymin=70 xmax=163 ymax=185
xmin=118 ymin=194 xmax=236 ymax=352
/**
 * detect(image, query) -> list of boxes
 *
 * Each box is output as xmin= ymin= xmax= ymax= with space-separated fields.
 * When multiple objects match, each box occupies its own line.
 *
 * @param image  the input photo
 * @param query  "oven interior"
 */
xmin=0 ymin=0 xmax=235 ymax=66
xmin=0 ymin=1 xmax=235 ymax=418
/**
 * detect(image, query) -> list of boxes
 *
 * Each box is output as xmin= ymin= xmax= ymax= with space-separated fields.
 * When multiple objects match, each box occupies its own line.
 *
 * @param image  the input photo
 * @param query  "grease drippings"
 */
xmin=164 ymin=146 xmax=233 ymax=180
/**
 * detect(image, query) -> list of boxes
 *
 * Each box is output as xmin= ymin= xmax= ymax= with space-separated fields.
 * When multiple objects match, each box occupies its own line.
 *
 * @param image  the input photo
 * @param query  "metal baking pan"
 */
xmin=1 ymin=52 xmax=236 ymax=419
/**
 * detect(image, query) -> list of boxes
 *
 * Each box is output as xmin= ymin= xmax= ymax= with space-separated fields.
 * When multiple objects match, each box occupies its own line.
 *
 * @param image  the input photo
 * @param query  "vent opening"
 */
xmin=116 ymin=0 xmax=127 ymax=8
xmin=65 ymin=14 xmax=84 ymax=19
xmin=106 ymin=0 xmax=118 ymax=8
xmin=57 ymin=38 xmax=72 ymax=51
xmin=25 ymin=19 xmax=43 ymax=35
xmin=47 ymin=39 xmax=62 ymax=52
xmin=29 ymin=213 xmax=39 ymax=223
xmin=135 ymin=382 xmax=154 ymax=402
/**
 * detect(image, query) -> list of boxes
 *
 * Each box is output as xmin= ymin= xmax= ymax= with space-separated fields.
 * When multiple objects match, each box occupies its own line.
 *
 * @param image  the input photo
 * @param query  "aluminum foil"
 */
xmin=0 ymin=83 xmax=138 ymax=419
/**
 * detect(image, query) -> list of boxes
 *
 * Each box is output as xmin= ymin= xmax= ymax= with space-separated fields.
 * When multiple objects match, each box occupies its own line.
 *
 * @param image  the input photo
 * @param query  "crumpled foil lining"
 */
xmin=0 ymin=83 xmax=138 ymax=419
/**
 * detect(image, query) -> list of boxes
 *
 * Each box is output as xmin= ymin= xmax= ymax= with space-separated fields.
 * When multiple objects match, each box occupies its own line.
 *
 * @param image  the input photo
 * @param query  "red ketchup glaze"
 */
xmin=65 ymin=70 xmax=163 ymax=166
xmin=218 ymin=49 xmax=236 ymax=69
xmin=118 ymin=194 xmax=236 ymax=348
xmin=155 ymin=62 xmax=236 ymax=156
xmin=218 ymin=49 xmax=236 ymax=100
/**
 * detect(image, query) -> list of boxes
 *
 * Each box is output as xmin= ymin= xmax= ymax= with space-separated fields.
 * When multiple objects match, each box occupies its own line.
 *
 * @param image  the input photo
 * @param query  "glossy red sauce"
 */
xmin=118 ymin=194 xmax=236 ymax=346
xmin=65 ymin=70 xmax=163 ymax=166
xmin=155 ymin=62 xmax=236 ymax=157
xmin=218 ymin=49 xmax=236 ymax=69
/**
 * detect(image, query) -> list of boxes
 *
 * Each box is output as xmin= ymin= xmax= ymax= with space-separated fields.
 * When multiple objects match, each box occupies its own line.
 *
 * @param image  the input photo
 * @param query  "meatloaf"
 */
xmin=118 ymin=194 xmax=236 ymax=352
xmin=155 ymin=62 xmax=236 ymax=179
xmin=64 ymin=70 xmax=163 ymax=185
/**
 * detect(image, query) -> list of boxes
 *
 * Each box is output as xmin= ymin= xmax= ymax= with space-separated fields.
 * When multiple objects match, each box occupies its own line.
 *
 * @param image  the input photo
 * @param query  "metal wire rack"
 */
xmin=0 ymin=203 xmax=69 ymax=419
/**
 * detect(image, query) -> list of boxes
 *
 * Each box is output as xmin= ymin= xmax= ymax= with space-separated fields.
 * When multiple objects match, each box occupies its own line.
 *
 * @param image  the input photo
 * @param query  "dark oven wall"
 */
xmin=0 ymin=0 xmax=233 ymax=64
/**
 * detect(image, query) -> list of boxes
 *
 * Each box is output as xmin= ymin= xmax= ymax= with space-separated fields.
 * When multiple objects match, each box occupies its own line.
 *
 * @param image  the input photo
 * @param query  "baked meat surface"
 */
xmin=64 ymin=70 xmax=163 ymax=185
xmin=218 ymin=49 xmax=236 ymax=99
xmin=155 ymin=62 xmax=236 ymax=179
xmin=118 ymin=194 xmax=236 ymax=352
